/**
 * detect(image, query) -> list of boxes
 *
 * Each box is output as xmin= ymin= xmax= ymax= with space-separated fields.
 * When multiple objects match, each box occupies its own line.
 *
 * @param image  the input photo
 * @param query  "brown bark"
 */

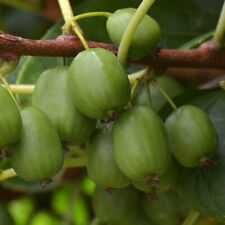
xmin=0 ymin=33 xmax=225 ymax=83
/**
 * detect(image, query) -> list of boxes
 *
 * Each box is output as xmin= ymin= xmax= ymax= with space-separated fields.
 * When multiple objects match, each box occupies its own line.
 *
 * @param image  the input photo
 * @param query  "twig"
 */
xmin=1 ymin=34 xmax=225 ymax=71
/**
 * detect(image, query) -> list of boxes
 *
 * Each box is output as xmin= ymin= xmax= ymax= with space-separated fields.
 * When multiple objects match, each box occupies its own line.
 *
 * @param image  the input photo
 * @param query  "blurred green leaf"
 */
xmin=73 ymin=195 xmax=90 ymax=225
xmin=30 ymin=212 xmax=60 ymax=225
xmin=81 ymin=177 xmax=96 ymax=196
xmin=8 ymin=197 xmax=35 ymax=225
xmin=51 ymin=184 xmax=72 ymax=216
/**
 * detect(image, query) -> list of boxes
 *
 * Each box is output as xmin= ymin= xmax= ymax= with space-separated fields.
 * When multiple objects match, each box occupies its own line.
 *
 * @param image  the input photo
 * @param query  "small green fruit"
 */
xmin=132 ymin=158 xmax=178 ymax=193
xmin=106 ymin=8 xmax=161 ymax=60
xmin=165 ymin=105 xmax=218 ymax=167
xmin=143 ymin=190 xmax=190 ymax=225
xmin=32 ymin=66 xmax=96 ymax=145
xmin=68 ymin=48 xmax=131 ymax=119
xmin=87 ymin=123 xmax=130 ymax=189
xmin=93 ymin=185 xmax=140 ymax=225
xmin=0 ymin=86 xmax=22 ymax=150
xmin=10 ymin=107 xmax=64 ymax=182
xmin=113 ymin=106 xmax=171 ymax=181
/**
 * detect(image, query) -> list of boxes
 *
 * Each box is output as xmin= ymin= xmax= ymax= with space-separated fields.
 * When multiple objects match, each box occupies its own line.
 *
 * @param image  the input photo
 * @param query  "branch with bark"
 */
xmin=0 ymin=32 xmax=225 ymax=84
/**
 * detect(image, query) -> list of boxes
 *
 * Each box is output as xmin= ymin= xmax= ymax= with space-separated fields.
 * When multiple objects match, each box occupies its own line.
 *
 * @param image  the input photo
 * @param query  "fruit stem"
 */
xmin=128 ymin=68 xmax=148 ymax=84
xmin=219 ymin=80 xmax=225 ymax=90
xmin=213 ymin=1 xmax=225 ymax=46
xmin=117 ymin=0 xmax=155 ymax=67
xmin=130 ymin=79 xmax=141 ymax=100
xmin=182 ymin=210 xmax=200 ymax=225
xmin=63 ymin=157 xmax=87 ymax=168
xmin=72 ymin=12 xmax=112 ymax=22
xmin=0 ymin=0 xmax=42 ymax=11
xmin=0 ymin=73 xmax=20 ymax=109
xmin=2 ymin=84 xmax=35 ymax=95
xmin=0 ymin=168 xmax=17 ymax=182
xmin=151 ymin=80 xmax=178 ymax=110
xmin=67 ymin=145 xmax=86 ymax=157
xmin=144 ymin=79 xmax=152 ymax=107
xmin=58 ymin=0 xmax=89 ymax=50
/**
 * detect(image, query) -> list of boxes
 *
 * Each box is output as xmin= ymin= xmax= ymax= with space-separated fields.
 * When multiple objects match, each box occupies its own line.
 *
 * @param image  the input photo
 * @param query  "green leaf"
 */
xmin=178 ymin=92 xmax=225 ymax=219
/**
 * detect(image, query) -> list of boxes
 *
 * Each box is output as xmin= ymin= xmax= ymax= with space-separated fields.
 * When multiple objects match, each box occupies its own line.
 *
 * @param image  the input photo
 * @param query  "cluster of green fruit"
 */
xmin=93 ymin=186 xmax=190 ymax=225
xmin=0 ymin=7 xmax=220 ymax=224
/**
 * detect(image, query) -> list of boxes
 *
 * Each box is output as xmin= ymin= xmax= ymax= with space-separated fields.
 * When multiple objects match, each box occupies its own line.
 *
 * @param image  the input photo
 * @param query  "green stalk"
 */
xmin=63 ymin=157 xmax=87 ymax=169
xmin=0 ymin=168 xmax=17 ymax=181
xmin=144 ymin=79 xmax=152 ymax=107
xmin=213 ymin=1 xmax=225 ymax=46
xmin=5 ymin=84 xmax=35 ymax=95
xmin=151 ymin=80 xmax=177 ymax=110
xmin=0 ymin=0 xmax=42 ymax=11
xmin=128 ymin=68 xmax=148 ymax=84
xmin=0 ymin=73 xmax=20 ymax=109
xmin=57 ymin=0 xmax=89 ymax=49
xmin=72 ymin=12 xmax=111 ymax=21
xmin=117 ymin=0 xmax=155 ymax=67
xmin=67 ymin=145 xmax=85 ymax=157
xmin=182 ymin=210 xmax=200 ymax=225
xmin=130 ymin=79 xmax=141 ymax=100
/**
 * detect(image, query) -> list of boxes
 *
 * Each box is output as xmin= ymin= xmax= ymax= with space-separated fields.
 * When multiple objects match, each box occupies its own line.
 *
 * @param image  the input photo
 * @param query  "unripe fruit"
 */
xmin=87 ymin=123 xmax=130 ymax=189
xmin=165 ymin=105 xmax=218 ymax=167
xmin=68 ymin=48 xmax=130 ymax=120
xmin=113 ymin=106 xmax=171 ymax=181
xmin=132 ymin=75 xmax=183 ymax=111
xmin=93 ymin=185 xmax=140 ymax=225
xmin=0 ymin=86 xmax=22 ymax=149
xmin=10 ymin=107 xmax=64 ymax=182
xmin=106 ymin=8 xmax=161 ymax=60
xmin=143 ymin=190 xmax=189 ymax=225
xmin=132 ymin=158 xmax=178 ymax=193
xmin=32 ymin=66 xmax=96 ymax=145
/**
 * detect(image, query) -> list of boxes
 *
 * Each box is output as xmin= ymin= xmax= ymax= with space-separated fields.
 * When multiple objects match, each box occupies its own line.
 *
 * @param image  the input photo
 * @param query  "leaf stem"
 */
xmin=151 ymin=80 xmax=177 ymax=110
xmin=213 ymin=1 xmax=225 ymax=46
xmin=182 ymin=210 xmax=200 ymax=225
xmin=117 ymin=0 xmax=155 ymax=67
xmin=72 ymin=12 xmax=111 ymax=22
xmin=0 ymin=73 xmax=20 ymax=109
xmin=0 ymin=168 xmax=17 ymax=182
xmin=0 ymin=0 xmax=42 ymax=11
